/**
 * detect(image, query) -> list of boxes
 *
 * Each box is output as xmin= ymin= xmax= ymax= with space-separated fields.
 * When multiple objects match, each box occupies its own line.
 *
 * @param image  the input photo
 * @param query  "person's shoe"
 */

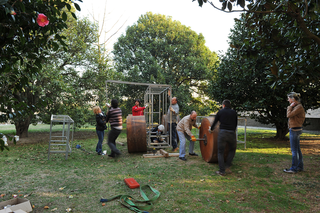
xmin=297 ymin=168 xmax=304 ymax=172
xmin=108 ymin=153 xmax=115 ymax=158
xmin=283 ymin=168 xmax=297 ymax=174
xmin=189 ymin=152 xmax=198 ymax=156
xmin=97 ymin=152 xmax=102 ymax=155
xmin=215 ymin=171 xmax=226 ymax=176
xmin=179 ymin=157 xmax=187 ymax=161
xmin=172 ymin=147 xmax=179 ymax=152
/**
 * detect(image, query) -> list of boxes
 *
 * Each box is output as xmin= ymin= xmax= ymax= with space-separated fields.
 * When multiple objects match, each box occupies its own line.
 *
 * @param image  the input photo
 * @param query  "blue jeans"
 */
xmin=108 ymin=128 xmax=122 ymax=155
xmin=217 ymin=129 xmax=237 ymax=173
xmin=289 ymin=129 xmax=303 ymax=171
xmin=168 ymin=123 xmax=178 ymax=149
xmin=96 ymin=130 xmax=104 ymax=154
xmin=177 ymin=131 xmax=195 ymax=158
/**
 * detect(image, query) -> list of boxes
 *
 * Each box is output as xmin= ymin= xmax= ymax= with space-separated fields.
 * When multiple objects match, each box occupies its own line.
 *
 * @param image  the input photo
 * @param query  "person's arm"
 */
xmin=132 ymin=106 xmax=146 ymax=112
xmin=105 ymin=110 xmax=110 ymax=123
xmin=287 ymin=104 xmax=304 ymax=118
xmin=96 ymin=114 xmax=106 ymax=125
xmin=183 ymin=119 xmax=193 ymax=137
xmin=210 ymin=112 xmax=220 ymax=131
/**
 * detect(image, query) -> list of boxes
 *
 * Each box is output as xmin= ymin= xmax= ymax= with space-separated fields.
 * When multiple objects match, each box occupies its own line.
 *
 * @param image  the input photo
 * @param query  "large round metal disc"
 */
xmin=199 ymin=117 xmax=217 ymax=163
xmin=126 ymin=115 xmax=147 ymax=153
xmin=199 ymin=117 xmax=232 ymax=163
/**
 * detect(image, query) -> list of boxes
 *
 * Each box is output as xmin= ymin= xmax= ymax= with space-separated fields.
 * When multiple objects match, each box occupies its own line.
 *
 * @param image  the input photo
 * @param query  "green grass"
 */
xmin=0 ymin=126 xmax=320 ymax=212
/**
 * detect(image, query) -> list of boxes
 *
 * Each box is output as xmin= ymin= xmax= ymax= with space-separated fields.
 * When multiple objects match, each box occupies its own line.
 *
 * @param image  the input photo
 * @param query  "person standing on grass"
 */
xmin=93 ymin=106 xmax=107 ymax=155
xmin=167 ymin=97 xmax=179 ymax=152
xmin=283 ymin=92 xmax=305 ymax=174
xmin=106 ymin=99 xmax=123 ymax=158
xmin=176 ymin=111 xmax=199 ymax=161
xmin=209 ymin=99 xmax=237 ymax=176
xmin=132 ymin=99 xmax=148 ymax=116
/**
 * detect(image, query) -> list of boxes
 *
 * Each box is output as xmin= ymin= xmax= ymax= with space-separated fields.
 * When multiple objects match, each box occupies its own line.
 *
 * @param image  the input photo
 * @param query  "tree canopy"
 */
xmin=0 ymin=0 xmax=82 ymax=150
xmin=210 ymin=13 xmax=320 ymax=139
xmin=193 ymin=0 xmax=320 ymax=84
xmin=112 ymin=12 xmax=219 ymax=116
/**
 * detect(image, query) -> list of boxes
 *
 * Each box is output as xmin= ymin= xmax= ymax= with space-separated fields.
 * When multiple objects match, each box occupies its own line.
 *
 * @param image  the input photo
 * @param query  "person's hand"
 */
xmin=170 ymin=107 xmax=175 ymax=112
xmin=191 ymin=135 xmax=197 ymax=141
xmin=106 ymin=103 xmax=111 ymax=108
xmin=198 ymin=125 xmax=201 ymax=129
xmin=145 ymin=103 xmax=149 ymax=108
xmin=208 ymin=127 xmax=213 ymax=134
xmin=290 ymin=102 xmax=296 ymax=107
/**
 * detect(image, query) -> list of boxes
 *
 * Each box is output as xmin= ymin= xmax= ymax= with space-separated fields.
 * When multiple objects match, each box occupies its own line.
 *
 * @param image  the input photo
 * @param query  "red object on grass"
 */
xmin=124 ymin=178 xmax=140 ymax=189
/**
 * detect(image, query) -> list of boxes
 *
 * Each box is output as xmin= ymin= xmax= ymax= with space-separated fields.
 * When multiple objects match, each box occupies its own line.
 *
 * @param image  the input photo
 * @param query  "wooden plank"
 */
xmin=116 ymin=141 xmax=124 ymax=146
xmin=143 ymin=152 xmax=179 ymax=158
xmin=160 ymin=149 xmax=169 ymax=157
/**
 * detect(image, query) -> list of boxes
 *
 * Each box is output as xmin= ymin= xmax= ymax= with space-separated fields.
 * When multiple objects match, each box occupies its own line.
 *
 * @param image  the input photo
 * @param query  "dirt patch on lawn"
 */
xmin=6 ymin=131 xmax=97 ymax=146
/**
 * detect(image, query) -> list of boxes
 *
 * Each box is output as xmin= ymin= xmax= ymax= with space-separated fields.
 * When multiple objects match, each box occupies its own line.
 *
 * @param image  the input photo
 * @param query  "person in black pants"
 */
xmin=106 ymin=99 xmax=123 ymax=158
xmin=209 ymin=99 xmax=238 ymax=176
xmin=93 ymin=106 xmax=107 ymax=155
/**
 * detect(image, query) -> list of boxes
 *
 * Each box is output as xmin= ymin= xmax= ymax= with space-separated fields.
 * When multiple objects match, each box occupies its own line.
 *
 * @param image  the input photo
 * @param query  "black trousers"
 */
xmin=217 ymin=129 xmax=237 ymax=173
xmin=108 ymin=128 xmax=122 ymax=155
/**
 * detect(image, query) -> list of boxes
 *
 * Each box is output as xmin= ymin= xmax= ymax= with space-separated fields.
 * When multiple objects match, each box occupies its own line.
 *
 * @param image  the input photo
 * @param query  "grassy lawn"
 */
xmin=0 ymin=125 xmax=319 ymax=212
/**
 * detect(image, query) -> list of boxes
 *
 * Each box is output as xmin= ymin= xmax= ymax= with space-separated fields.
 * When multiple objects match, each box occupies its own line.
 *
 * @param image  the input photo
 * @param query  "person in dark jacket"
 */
xmin=93 ymin=106 xmax=107 ymax=155
xmin=106 ymin=99 xmax=123 ymax=157
xmin=210 ymin=99 xmax=238 ymax=176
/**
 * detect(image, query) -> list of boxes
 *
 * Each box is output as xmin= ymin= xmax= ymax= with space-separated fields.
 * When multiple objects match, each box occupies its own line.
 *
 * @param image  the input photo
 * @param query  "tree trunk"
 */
xmin=275 ymin=125 xmax=289 ymax=140
xmin=15 ymin=118 xmax=31 ymax=138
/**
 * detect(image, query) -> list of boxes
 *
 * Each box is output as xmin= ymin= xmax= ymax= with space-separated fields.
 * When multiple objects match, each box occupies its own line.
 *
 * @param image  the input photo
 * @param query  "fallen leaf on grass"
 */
xmin=102 ymin=203 xmax=105 ymax=206
xmin=44 ymin=206 xmax=49 ymax=209
xmin=68 ymin=195 xmax=73 ymax=199
xmin=66 ymin=208 xmax=72 ymax=212
xmin=59 ymin=186 xmax=66 ymax=190
xmin=51 ymin=208 xmax=57 ymax=211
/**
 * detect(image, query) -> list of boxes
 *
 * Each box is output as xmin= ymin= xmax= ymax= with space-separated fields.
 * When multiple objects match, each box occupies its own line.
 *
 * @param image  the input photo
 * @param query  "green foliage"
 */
xmin=210 ymin=13 xmax=320 ymax=139
xmin=0 ymin=0 xmax=82 ymax=144
xmin=194 ymin=0 xmax=320 ymax=84
xmin=112 ymin=12 xmax=219 ymax=116
xmin=34 ymin=15 xmax=114 ymax=129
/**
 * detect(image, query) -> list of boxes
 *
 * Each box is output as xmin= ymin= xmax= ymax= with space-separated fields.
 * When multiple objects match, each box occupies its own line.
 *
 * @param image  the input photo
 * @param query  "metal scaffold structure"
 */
xmin=48 ymin=115 xmax=74 ymax=160
xmin=106 ymin=80 xmax=173 ymax=153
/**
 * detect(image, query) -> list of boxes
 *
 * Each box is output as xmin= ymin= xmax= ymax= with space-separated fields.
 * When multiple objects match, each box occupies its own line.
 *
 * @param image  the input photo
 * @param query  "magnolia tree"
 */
xmin=0 ymin=0 xmax=82 ymax=150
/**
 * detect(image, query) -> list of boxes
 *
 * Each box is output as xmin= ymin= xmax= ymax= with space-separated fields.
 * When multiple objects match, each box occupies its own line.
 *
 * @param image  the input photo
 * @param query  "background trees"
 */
xmin=210 ymin=13 xmax=320 ymax=139
xmin=0 ymin=0 xmax=82 ymax=148
xmin=112 ymin=12 xmax=219 ymax=116
xmin=0 ymin=1 xmax=115 ymax=141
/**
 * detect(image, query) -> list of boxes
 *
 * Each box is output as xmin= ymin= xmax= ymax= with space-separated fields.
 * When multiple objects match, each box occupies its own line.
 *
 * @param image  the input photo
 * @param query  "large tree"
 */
xmin=210 ymin=14 xmax=320 ymax=139
xmin=193 ymin=0 xmax=320 ymax=85
xmin=0 ymin=0 xmax=82 ymax=150
xmin=33 ymin=15 xmax=114 ymax=129
xmin=112 ymin=12 xmax=219 ymax=116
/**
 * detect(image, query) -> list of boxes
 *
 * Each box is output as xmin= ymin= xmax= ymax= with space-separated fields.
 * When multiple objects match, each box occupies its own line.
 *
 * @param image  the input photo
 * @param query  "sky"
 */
xmin=78 ymin=0 xmax=242 ymax=54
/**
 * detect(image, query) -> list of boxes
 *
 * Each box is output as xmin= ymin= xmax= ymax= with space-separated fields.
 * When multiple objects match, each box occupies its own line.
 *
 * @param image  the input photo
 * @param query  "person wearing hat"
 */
xmin=132 ymin=99 xmax=148 ymax=116
xmin=150 ymin=124 xmax=165 ymax=143
xmin=284 ymin=92 xmax=305 ymax=174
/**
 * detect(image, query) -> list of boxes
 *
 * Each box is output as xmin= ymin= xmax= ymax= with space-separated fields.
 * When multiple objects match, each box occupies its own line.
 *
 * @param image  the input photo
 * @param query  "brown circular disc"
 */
xmin=126 ymin=115 xmax=147 ymax=153
xmin=199 ymin=117 xmax=232 ymax=163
